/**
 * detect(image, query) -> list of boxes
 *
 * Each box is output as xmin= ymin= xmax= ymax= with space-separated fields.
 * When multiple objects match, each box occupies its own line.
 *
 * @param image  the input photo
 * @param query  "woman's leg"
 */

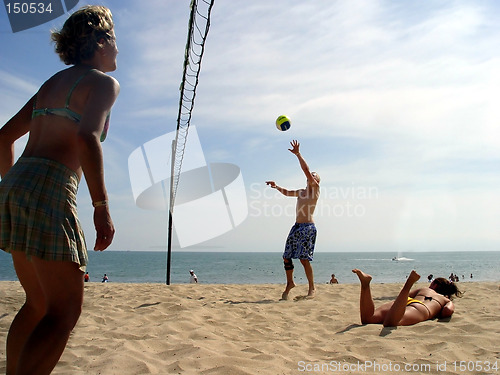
xmin=6 ymin=252 xmax=46 ymax=375
xmin=14 ymin=256 xmax=84 ymax=375
xmin=383 ymin=270 xmax=422 ymax=327
xmin=352 ymin=269 xmax=386 ymax=324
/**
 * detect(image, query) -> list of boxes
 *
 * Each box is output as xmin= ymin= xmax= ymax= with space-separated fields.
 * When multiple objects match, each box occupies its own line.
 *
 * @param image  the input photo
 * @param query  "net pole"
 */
xmin=166 ymin=209 xmax=173 ymax=285
xmin=166 ymin=139 xmax=176 ymax=285
xmin=166 ymin=0 xmax=215 ymax=284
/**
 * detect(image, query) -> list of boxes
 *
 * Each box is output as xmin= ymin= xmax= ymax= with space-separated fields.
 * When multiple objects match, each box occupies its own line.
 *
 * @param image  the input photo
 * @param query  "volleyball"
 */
xmin=275 ymin=115 xmax=291 ymax=131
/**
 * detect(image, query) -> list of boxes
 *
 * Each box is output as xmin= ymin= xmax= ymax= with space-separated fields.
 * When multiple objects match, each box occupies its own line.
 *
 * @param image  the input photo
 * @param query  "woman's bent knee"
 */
xmin=45 ymin=305 xmax=82 ymax=332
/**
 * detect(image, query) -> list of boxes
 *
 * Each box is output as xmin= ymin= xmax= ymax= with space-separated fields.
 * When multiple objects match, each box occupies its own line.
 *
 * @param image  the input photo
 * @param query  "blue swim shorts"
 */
xmin=282 ymin=222 xmax=317 ymax=261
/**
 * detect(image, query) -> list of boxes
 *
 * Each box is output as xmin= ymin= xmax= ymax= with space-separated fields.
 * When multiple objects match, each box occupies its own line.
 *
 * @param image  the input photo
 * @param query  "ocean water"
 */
xmin=1 ymin=250 xmax=499 ymax=285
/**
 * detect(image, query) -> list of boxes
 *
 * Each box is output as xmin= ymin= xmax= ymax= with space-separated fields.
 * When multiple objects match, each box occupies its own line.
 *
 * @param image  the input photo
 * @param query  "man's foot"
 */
xmin=280 ymin=282 xmax=295 ymax=300
xmin=305 ymin=289 xmax=316 ymax=299
xmin=352 ymin=269 xmax=372 ymax=287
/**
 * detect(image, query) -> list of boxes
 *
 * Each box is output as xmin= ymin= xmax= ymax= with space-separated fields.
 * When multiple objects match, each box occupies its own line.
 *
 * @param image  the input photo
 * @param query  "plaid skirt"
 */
xmin=0 ymin=157 xmax=87 ymax=269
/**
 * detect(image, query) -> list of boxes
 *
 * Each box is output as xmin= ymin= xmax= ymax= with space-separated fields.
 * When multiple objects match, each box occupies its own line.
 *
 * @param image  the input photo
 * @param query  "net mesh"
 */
xmin=170 ymin=0 xmax=215 ymax=210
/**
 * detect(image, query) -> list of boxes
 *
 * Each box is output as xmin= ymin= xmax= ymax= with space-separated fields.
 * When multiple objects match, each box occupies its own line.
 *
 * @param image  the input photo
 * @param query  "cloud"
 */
xmin=3 ymin=0 xmax=498 ymax=252
xmin=91 ymin=0 xmax=500 ymax=252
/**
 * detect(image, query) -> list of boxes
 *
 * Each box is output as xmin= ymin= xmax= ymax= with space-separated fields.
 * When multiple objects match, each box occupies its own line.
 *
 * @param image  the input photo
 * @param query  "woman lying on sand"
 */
xmin=352 ymin=269 xmax=462 ymax=327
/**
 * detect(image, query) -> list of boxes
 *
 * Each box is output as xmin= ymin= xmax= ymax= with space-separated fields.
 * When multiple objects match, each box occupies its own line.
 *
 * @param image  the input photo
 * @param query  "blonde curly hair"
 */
xmin=51 ymin=5 xmax=114 ymax=65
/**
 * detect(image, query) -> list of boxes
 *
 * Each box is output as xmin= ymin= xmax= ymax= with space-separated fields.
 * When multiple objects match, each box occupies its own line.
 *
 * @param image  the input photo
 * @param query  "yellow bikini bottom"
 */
xmin=407 ymin=297 xmax=425 ymax=306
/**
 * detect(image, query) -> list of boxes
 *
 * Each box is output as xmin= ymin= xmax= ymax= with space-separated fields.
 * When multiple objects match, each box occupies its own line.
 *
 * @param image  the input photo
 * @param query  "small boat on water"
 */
xmin=392 ymin=255 xmax=414 ymax=261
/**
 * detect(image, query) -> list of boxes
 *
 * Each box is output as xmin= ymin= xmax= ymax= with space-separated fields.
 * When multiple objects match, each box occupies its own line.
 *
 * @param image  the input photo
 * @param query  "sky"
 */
xmin=1 ymin=0 xmax=499 ymax=253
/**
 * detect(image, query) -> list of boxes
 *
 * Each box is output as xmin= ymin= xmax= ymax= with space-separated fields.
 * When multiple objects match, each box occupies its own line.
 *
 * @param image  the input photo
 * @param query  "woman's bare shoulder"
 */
xmin=87 ymin=70 xmax=120 ymax=90
xmin=413 ymin=286 xmax=433 ymax=293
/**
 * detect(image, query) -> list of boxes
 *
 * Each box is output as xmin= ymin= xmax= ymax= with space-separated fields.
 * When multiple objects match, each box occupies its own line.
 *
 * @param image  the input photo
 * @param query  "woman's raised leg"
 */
xmin=352 ymin=269 xmax=384 ymax=324
xmin=383 ymin=270 xmax=421 ymax=327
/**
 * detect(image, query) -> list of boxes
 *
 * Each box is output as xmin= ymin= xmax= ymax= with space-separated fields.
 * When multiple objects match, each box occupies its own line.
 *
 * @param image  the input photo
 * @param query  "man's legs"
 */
xmin=300 ymin=259 xmax=315 ymax=298
xmin=281 ymin=258 xmax=295 ymax=300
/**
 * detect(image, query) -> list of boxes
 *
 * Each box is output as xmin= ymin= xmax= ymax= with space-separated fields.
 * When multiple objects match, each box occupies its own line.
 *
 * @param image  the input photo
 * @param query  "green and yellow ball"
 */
xmin=275 ymin=115 xmax=291 ymax=131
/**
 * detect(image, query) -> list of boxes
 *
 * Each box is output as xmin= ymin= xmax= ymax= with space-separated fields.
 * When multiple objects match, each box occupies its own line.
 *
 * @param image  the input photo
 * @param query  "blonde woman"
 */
xmin=0 ymin=6 xmax=119 ymax=374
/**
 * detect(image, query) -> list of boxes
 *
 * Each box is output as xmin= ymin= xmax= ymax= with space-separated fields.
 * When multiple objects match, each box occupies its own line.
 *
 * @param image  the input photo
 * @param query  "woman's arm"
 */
xmin=77 ymin=73 xmax=120 ymax=250
xmin=0 ymin=96 xmax=34 ymax=177
xmin=440 ymin=300 xmax=455 ymax=319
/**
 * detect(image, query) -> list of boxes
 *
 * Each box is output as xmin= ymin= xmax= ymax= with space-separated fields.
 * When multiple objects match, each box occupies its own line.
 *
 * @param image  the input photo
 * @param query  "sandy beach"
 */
xmin=1 ymin=280 xmax=499 ymax=375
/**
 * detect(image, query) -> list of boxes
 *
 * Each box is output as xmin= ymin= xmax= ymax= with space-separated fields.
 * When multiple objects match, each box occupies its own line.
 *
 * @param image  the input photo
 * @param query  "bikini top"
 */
xmin=32 ymin=69 xmax=110 ymax=142
xmin=416 ymin=294 xmax=445 ymax=308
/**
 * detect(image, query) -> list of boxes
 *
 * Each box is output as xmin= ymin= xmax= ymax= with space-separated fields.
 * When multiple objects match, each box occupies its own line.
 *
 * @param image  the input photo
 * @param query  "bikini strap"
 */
xmin=65 ymin=69 xmax=96 ymax=108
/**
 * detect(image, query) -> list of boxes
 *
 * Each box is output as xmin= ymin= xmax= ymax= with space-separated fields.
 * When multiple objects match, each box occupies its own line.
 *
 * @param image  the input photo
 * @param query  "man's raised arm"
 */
xmin=288 ymin=140 xmax=319 ymax=187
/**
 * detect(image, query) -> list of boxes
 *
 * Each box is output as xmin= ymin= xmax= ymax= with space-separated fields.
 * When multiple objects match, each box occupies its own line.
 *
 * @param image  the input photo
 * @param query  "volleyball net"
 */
xmin=165 ymin=0 xmax=215 ymax=284
xmin=170 ymin=0 xmax=215 ymax=210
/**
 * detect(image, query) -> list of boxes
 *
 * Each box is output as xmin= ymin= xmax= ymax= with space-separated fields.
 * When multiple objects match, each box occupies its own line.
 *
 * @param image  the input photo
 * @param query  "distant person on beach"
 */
xmin=102 ymin=274 xmax=109 ymax=283
xmin=0 ymin=6 xmax=119 ymax=374
xmin=84 ymin=272 xmax=90 ymax=282
xmin=352 ymin=269 xmax=462 ymax=327
xmin=266 ymin=140 xmax=320 ymax=300
xmin=329 ymin=274 xmax=339 ymax=284
xmin=189 ymin=270 xmax=198 ymax=283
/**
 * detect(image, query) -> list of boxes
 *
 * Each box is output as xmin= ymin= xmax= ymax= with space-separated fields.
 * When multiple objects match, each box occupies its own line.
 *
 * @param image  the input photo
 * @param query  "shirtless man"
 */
xmin=352 ymin=269 xmax=461 ymax=327
xmin=266 ymin=140 xmax=320 ymax=300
